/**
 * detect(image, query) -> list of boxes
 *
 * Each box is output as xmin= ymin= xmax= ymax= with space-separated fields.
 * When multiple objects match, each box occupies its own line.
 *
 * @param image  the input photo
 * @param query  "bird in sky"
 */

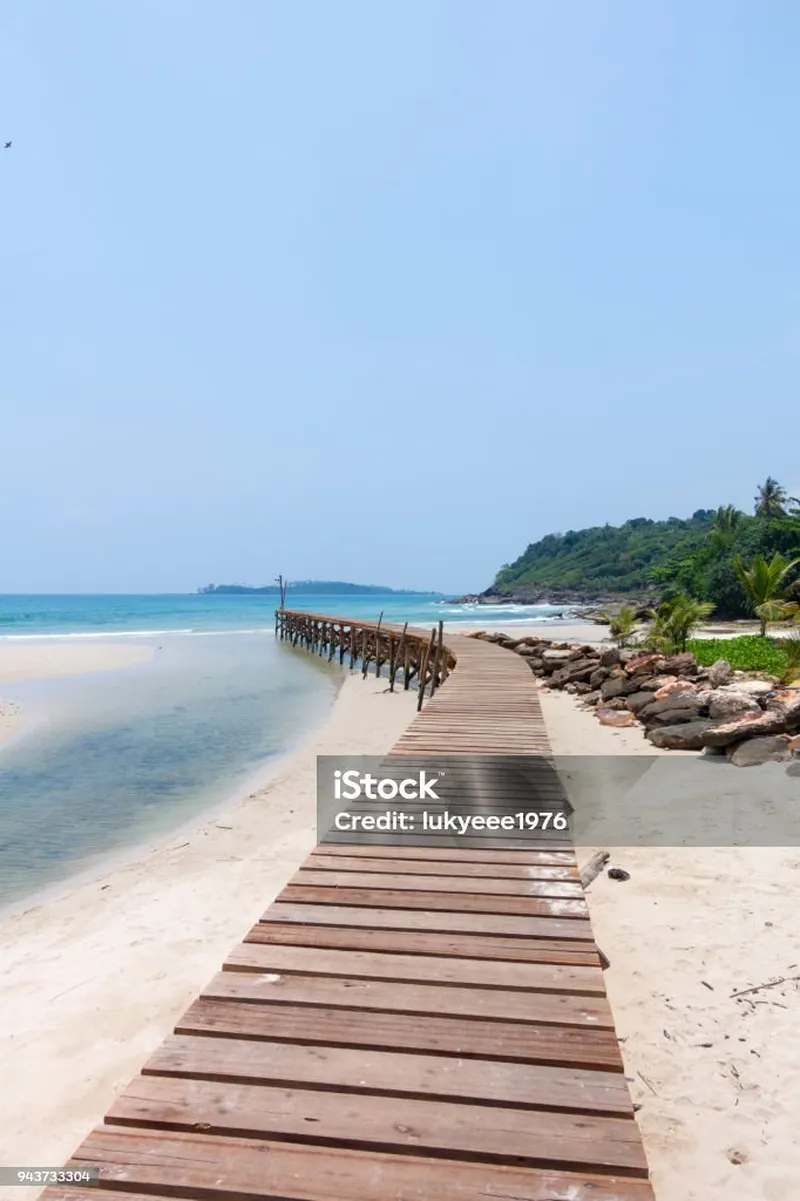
xmin=3 ymin=142 xmax=10 ymax=149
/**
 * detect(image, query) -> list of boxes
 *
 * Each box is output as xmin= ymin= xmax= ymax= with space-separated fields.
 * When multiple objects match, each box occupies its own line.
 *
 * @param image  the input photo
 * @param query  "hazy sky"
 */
xmin=2 ymin=1 xmax=798 ymax=594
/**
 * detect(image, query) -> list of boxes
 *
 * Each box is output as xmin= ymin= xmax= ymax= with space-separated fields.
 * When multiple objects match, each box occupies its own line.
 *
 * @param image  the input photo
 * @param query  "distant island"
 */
xmin=198 ymin=581 xmax=438 ymax=596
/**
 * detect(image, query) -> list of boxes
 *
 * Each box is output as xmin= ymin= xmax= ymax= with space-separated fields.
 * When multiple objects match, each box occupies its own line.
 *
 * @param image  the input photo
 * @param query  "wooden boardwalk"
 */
xmin=43 ymin=619 xmax=655 ymax=1201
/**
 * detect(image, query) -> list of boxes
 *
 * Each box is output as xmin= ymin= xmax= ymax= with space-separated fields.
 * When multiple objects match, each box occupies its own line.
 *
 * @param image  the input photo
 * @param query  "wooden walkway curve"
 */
xmin=42 ymin=617 xmax=655 ymax=1201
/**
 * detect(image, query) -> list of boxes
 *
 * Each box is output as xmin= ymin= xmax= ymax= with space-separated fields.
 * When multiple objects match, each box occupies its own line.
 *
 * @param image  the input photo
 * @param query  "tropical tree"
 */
xmin=734 ymin=552 xmax=800 ymax=636
xmin=754 ymin=477 xmax=790 ymax=519
xmin=710 ymin=504 xmax=744 ymax=548
xmin=598 ymin=604 xmax=638 ymax=648
xmin=644 ymin=595 xmax=715 ymax=653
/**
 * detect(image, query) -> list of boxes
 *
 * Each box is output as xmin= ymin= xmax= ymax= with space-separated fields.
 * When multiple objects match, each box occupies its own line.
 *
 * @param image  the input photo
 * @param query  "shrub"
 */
xmin=686 ymin=636 xmax=788 ymax=675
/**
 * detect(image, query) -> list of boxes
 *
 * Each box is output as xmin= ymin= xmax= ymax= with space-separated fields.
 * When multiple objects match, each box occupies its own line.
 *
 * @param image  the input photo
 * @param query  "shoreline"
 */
xmin=0 ymin=671 xmax=418 ymax=1184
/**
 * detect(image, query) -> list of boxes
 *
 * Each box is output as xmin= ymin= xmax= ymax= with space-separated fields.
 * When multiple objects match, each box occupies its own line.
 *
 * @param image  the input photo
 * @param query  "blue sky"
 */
xmin=1 ymin=0 xmax=798 ymax=593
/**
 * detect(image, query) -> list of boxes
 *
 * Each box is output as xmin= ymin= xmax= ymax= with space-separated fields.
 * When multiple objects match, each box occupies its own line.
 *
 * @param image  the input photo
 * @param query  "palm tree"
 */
xmin=754 ymin=477 xmax=789 ymax=519
xmin=644 ymin=596 xmax=715 ymax=653
xmin=734 ymin=552 xmax=800 ymax=635
xmin=597 ymin=604 xmax=638 ymax=648
xmin=711 ymin=504 xmax=744 ymax=548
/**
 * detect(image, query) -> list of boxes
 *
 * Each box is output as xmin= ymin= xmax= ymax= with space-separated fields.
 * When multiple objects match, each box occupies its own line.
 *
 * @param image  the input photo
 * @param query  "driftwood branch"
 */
xmin=580 ymin=850 xmax=610 ymax=889
xmin=731 ymin=974 xmax=800 ymax=1000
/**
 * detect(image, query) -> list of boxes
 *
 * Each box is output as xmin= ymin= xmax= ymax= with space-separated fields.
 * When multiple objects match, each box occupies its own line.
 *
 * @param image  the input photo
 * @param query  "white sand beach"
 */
xmin=540 ymin=689 xmax=800 ymax=1201
xmin=0 ymin=637 xmax=797 ymax=1201
xmin=0 ymin=668 xmax=418 ymax=1196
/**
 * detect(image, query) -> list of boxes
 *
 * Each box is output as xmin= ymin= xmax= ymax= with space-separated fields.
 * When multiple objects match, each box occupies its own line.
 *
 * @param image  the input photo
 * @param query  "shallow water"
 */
xmin=0 ymin=634 xmax=338 ymax=908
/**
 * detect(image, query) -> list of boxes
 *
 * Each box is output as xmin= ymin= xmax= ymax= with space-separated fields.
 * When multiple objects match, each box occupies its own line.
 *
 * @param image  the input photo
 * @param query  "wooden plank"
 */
xmin=305 ymin=854 xmax=578 ymax=880
xmin=52 ymin=1129 xmax=657 ymax=1200
xmin=308 ymin=844 xmax=576 ymax=865
xmin=263 ymin=901 xmax=594 ymax=940
xmin=200 ymin=971 xmax=613 ymax=1027
xmin=246 ymin=922 xmax=601 ymax=966
xmin=223 ymin=941 xmax=605 ymax=995
xmin=293 ymin=871 xmax=582 ymax=897
xmin=280 ymin=884 xmax=589 ymax=918
xmin=145 ymin=1034 xmax=633 ymax=1115
xmin=106 ymin=1076 xmax=648 ymax=1175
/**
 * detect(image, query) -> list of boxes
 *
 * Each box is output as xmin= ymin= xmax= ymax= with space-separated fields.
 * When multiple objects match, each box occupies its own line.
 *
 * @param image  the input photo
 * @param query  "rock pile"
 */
xmin=469 ymin=632 xmax=800 ymax=767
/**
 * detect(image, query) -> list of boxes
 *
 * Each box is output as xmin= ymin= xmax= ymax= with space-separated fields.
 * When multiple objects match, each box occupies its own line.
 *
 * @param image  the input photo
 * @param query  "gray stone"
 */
xmin=601 ymin=673 xmax=640 ymax=701
xmin=541 ymin=648 xmax=579 ymax=671
xmin=705 ymin=690 xmax=761 ymax=721
xmin=589 ymin=667 xmax=609 ymax=688
xmin=728 ymin=735 xmax=793 ymax=767
xmin=661 ymin=652 xmax=699 ymax=676
xmin=639 ymin=694 xmax=703 ymax=724
xmin=599 ymin=647 xmax=621 ymax=667
xmin=627 ymin=691 xmax=656 ymax=715
xmin=707 ymin=659 xmax=732 ymax=687
xmin=648 ymin=720 xmax=714 ymax=750
xmin=701 ymin=711 xmax=789 ymax=748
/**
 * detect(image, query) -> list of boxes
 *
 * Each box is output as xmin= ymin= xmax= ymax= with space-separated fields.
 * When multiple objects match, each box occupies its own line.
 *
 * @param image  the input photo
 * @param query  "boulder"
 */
xmin=767 ymin=690 xmax=800 ymax=730
xmin=541 ymin=648 xmax=579 ymax=671
xmin=707 ymin=659 xmax=732 ymax=687
xmin=701 ymin=711 xmax=789 ymax=748
xmin=661 ymin=652 xmax=699 ymax=676
xmin=581 ymin=690 xmax=601 ymax=707
xmin=624 ymin=653 xmax=662 ymax=677
xmin=589 ymin=667 xmax=609 ymax=688
xmin=727 ymin=735 xmax=792 ymax=767
xmin=638 ymin=694 xmax=704 ymax=724
xmin=627 ymin=691 xmax=656 ymax=715
xmin=640 ymin=675 xmax=679 ymax=692
xmin=646 ymin=704 xmax=707 ymax=728
xmin=600 ymin=673 xmax=640 ymax=701
xmin=604 ymin=697 xmax=631 ymax=711
xmin=703 ymin=690 xmax=761 ymax=721
xmin=599 ymin=647 xmax=621 ymax=668
xmin=653 ymin=679 xmax=698 ymax=701
xmin=648 ymin=720 xmax=714 ymax=750
xmin=598 ymin=708 xmax=639 ymax=727
xmin=732 ymin=679 xmax=777 ymax=698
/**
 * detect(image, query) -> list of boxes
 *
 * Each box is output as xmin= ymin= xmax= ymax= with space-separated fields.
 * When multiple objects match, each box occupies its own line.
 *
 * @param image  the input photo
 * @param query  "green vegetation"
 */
xmin=733 ymin=553 xmax=800 ymax=635
xmin=600 ymin=604 xmax=638 ymax=648
xmin=644 ymin=596 xmax=715 ymax=653
xmin=491 ymin=479 xmax=800 ymax=619
xmin=198 ymin=581 xmax=433 ymax=596
xmin=686 ymin=635 xmax=790 ymax=676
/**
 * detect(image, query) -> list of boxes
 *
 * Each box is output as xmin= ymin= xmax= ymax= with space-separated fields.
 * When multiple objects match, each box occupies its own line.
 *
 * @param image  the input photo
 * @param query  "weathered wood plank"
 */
xmin=144 ymin=1034 xmax=633 ymax=1115
xmin=293 ymin=871 xmax=582 ymax=897
xmin=106 ymin=1076 xmax=648 ymax=1175
xmin=246 ymin=922 xmax=601 ymax=966
xmin=51 ymin=1129 xmax=657 ymax=1200
xmin=280 ymin=883 xmax=588 ymax=917
xmin=305 ymin=854 xmax=578 ymax=880
xmin=223 ymin=942 xmax=605 ymax=995
xmin=263 ymin=902 xmax=594 ymax=941
xmin=199 ymin=972 xmax=614 ymax=1027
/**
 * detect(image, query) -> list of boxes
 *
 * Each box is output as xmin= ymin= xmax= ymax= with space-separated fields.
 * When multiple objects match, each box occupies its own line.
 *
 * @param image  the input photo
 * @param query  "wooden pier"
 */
xmin=42 ymin=613 xmax=655 ymax=1201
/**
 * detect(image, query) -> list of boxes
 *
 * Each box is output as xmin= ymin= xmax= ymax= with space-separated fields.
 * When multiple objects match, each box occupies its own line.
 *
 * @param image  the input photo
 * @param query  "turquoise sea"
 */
xmin=0 ymin=593 xmax=570 ymax=909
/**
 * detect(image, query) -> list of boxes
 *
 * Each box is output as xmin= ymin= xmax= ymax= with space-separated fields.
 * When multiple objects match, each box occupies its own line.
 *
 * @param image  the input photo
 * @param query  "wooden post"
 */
xmin=390 ymin=622 xmax=408 ymax=692
xmin=340 ymin=627 xmax=347 ymax=665
xmin=416 ymin=628 xmax=436 ymax=711
xmin=363 ymin=613 xmax=383 ymax=679
xmin=403 ymin=636 xmax=412 ymax=689
xmin=430 ymin=619 xmax=444 ymax=695
xmin=349 ymin=628 xmax=356 ymax=668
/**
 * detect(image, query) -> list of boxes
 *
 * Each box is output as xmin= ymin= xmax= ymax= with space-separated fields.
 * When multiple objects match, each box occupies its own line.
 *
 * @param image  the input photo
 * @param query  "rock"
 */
xmin=604 ymin=697 xmax=631 ymax=710
xmin=789 ymin=734 xmax=800 ymax=755
xmin=599 ymin=647 xmax=620 ymax=668
xmin=638 ymin=694 xmax=704 ymax=724
xmin=732 ymin=679 xmax=777 ymax=697
xmin=767 ymin=690 xmax=800 ymax=730
xmin=707 ymin=659 xmax=732 ymax=687
xmin=627 ymin=691 xmax=656 ymax=715
xmin=624 ymin=653 xmax=662 ymax=677
xmin=661 ymin=652 xmax=699 ymax=676
xmin=597 ymin=709 xmax=639 ymax=727
xmin=541 ymin=648 xmax=579 ymax=671
xmin=640 ymin=675 xmax=678 ymax=692
xmin=600 ymin=673 xmax=640 ymax=701
xmin=701 ymin=711 xmax=789 ymax=748
xmin=516 ymin=646 xmax=543 ymax=657
xmin=653 ymin=679 xmax=698 ymax=701
xmin=704 ymin=690 xmax=761 ymax=720
xmin=564 ymin=682 xmax=578 ymax=694
xmin=581 ymin=690 xmax=601 ymax=706
xmin=574 ymin=681 xmax=594 ymax=694
xmin=608 ymin=867 xmax=631 ymax=881
xmin=727 ymin=735 xmax=792 ymax=767
xmin=589 ymin=667 xmax=608 ymax=688
xmin=646 ymin=704 xmax=706 ymax=728
xmin=648 ymin=720 xmax=714 ymax=750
